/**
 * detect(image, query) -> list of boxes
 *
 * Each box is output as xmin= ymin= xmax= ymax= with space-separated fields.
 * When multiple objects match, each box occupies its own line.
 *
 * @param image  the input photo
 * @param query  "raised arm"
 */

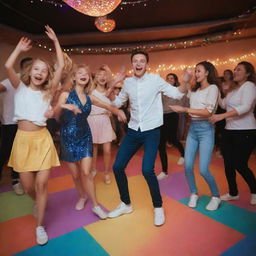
xmin=5 ymin=37 xmax=32 ymax=88
xmin=45 ymin=25 xmax=64 ymax=91
xmin=177 ymin=69 xmax=193 ymax=93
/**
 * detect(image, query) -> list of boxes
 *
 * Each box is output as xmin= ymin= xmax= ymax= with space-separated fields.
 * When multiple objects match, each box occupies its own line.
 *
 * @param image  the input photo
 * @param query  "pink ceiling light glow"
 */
xmin=63 ymin=0 xmax=121 ymax=17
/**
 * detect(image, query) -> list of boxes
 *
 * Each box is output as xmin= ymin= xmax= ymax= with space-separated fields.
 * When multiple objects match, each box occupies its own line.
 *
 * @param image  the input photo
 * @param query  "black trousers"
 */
xmin=0 ymin=124 xmax=19 ymax=182
xmin=222 ymin=129 xmax=256 ymax=196
xmin=158 ymin=112 xmax=185 ymax=174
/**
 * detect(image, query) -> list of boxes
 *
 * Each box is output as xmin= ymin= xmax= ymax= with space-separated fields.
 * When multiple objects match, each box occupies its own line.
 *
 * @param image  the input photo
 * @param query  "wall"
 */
xmin=0 ymin=37 xmax=256 ymax=81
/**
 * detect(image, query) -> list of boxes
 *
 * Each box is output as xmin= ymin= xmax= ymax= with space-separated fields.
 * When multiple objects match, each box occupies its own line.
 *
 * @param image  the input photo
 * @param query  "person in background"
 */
xmin=0 ymin=57 xmax=32 ymax=194
xmin=157 ymin=73 xmax=185 ymax=180
xmin=170 ymin=61 xmax=221 ymax=211
xmin=210 ymin=61 xmax=256 ymax=205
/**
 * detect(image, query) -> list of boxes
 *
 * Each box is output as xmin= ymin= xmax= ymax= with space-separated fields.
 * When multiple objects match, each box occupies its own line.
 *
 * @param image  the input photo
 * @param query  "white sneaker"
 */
xmin=220 ymin=193 xmax=239 ymax=201
xmin=177 ymin=157 xmax=185 ymax=165
xmin=250 ymin=194 xmax=256 ymax=205
xmin=13 ymin=182 xmax=24 ymax=195
xmin=206 ymin=197 xmax=221 ymax=211
xmin=157 ymin=172 xmax=168 ymax=180
xmin=75 ymin=197 xmax=88 ymax=211
xmin=92 ymin=205 xmax=107 ymax=219
xmin=188 ymin=194 xmax=199 ymax=208
xmin=107 ymin=202 xmax=133 ymax=218
xmin=36 ymin=226 xmax=48 ymax=245
xmin=154 ymin=207 xmax=165 ymax=226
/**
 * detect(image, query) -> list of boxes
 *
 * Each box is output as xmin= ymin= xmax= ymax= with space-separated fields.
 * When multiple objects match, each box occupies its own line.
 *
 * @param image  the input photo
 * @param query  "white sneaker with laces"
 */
xmin=177 ymin=157 xmax=185 ymax=165
xmin=154 ymin=207 xmax=165 ymax=226
xmin=92 ymin=205 xmax=107 ymax=219
xmin=36 ymin=226 xmax=48 ymax=245
xmin=13 ymin=182 xmax=24 ymax=195
xmin=250 ymin=194 xmax=256 ymax=205
xmin=188 ymin=194 xmax=199 ymax=208
xmin=220 ymin=193 xmax=239 ymax=201
xmin=157 ymin=172 xmax=168 ymax=180
xmin=75 ymin=197 xmax=88 ymax=211
xmin=107 ymin=202 xmax=133 ymax=218
xmin=206 ymin=197 xmax=221 ymax=211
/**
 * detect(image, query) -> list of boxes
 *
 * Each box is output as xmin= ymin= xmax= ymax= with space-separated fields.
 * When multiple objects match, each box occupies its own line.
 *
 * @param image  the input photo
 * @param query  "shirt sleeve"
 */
xmin=111 ymin=80 xmax=129 ymax=108
xmin=203 ymin=85 xmax=219 ymax=113
xmin=157 ymin=75 xmax=184 ymax=100
xmin=0 ymin=79 xmax=11 ymax=89
xmin=234 ymin=82 xmax=256 ymax=115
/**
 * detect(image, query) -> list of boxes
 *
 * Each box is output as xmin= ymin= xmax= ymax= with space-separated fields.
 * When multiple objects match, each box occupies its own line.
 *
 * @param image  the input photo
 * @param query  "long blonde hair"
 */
xmin=63 ymin=64 xmax=94 ymax=94
xmin=21 ymin=58 xmax=54 ymax=100
xmin=91 ymin=65 xmax=112 ymax=92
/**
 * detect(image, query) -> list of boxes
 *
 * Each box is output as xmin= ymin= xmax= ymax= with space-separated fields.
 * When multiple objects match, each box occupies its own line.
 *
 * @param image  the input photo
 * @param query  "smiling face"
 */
xmin=74 ymin=67 xmax=90 ymax=87
xmin=131 ymin=53 xmax=148 ymax=78
xmin=29 ymin=59 xmax=49 ymax=87
xmin=95 ymin=69 xmax=108 ymax=87
xmin=233 ymin=64 xmax=248 ymax=84
xmin=195 ymin=64 xmax=208 ymax=84
xmin=166 ymin=74 xmax=175 ymax=85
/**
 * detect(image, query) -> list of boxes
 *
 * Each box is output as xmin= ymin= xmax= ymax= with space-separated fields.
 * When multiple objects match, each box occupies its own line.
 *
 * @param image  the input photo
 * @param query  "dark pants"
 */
xmin=0 ymin=124 xmax=19 ymax=183
xmin=222 ymin=129 xmax=256 ymax=196
xmin=158 ymin=113 xmax=185 ymax=174
xmin=113 ymin=127 xmax=162 ymax=207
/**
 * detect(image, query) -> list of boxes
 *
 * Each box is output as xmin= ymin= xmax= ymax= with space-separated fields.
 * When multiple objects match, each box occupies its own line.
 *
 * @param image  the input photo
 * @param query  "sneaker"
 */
xmin=154 ymin=207 xmax=165 ymax=226
xmin=250 ymin=194 xmax=256 ymax=205
xmin=177 ymin=157 xmax=185 ymax=165
xmin=75 ymin=197 xmax=88 ymax=211
xmin=36 ymin=226 xmax=48 ymax=245
xmin=206 ymin=197 xmax=221 ymax=211
xmin=13 ymin=182 xmax=24 ymax=195
xmin=157 ymin=172 xmax=168 ymax=180
xmin=104 ymin=174 xmax=111 ymax=185
xmin=220 ymin=193 xmax=239 ymax=201
xmin=92 ymin=205 xmax=107 ymax=219
xmin=108 ymin=202 xmax=133 ymax=218
xmin=188 ymin=194 xmax=199 ymax=208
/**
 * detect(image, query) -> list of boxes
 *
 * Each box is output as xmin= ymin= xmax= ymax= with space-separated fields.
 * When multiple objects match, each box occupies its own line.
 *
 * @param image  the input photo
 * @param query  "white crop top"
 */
xmin=13 ymin=82 xmax=51 ymax=126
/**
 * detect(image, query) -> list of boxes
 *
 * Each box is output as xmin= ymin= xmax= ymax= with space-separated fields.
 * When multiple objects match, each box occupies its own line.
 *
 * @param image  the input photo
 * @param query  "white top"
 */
xmin=112 ymin=72 xmax=184 ymax=131
xmin=219 ymin=81 xmax=256 ymax=130
xmin=0 ymin=78 xmax=16 ymax=125
xmin=13 ymin=82 xmax=51 ymax=126
xmin=188 ymin=84 xmax=219 ymax=119
xmin=90 ymin=89 xmax=111 ymax=115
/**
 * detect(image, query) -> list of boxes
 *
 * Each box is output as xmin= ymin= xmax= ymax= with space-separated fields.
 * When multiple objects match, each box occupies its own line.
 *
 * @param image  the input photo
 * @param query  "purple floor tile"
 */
xmin=50 ymin=162 xmax=70 ymax=178
xmin=159 ymin=170 xmax=190 ymax=200
xmin=44 ymin=188 xmax=108 ymax=239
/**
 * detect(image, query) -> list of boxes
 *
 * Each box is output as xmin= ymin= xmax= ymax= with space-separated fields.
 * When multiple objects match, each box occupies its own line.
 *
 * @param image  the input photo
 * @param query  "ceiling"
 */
xmin=0 ymin=0 xmax=256 ymax=50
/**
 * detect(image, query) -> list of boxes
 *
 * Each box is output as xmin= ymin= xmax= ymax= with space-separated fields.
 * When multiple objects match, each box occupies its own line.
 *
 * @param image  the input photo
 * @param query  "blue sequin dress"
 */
xmin=60 ymin=90 xmax=93 ymax=162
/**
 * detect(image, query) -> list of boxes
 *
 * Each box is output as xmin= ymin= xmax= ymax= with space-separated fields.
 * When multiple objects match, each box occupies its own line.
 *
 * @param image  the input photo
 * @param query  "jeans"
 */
xmin=184 ymin=120 xmax=219 ymax=197
xmin=113 ymin=127 xmax=162 ymax=207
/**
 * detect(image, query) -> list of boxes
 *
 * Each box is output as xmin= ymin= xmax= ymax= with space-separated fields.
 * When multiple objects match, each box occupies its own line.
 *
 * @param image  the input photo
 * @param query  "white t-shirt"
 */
xmin=219 ymin=81 xmax=256 ymax=130
xmin=13 ymin=82 xmax=51 ymax=126
xmin=0 ymin=78 xmax=16 ymax=125
xmin=188 ymin=84 xmax=219 ymax=119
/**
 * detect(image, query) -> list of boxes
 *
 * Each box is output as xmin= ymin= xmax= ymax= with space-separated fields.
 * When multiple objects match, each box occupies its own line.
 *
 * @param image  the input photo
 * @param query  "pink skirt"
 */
xmin=88 ymin=114 xmax=116 ymax=144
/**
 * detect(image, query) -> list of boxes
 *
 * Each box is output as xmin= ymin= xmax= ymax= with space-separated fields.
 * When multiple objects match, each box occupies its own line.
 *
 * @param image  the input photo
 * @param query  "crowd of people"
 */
xmin=0 ymin=26 xmax=255 ymax=246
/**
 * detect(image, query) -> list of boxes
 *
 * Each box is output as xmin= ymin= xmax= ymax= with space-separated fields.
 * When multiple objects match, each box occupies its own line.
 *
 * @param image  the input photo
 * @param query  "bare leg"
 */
xmin=34 ymin=170 xmax=50 ymax=226
xmin=92 ymin=144 xmax=98 ymax=172
xmin=103 ymin=142 xmax=111 ymax=184
xmin=80 ymin=157 xmax=98 ymax=207
xmin=66 ymin=161 xmax=86 ymax=199
xmin=19 ymin=171 xmax=37 ymax=200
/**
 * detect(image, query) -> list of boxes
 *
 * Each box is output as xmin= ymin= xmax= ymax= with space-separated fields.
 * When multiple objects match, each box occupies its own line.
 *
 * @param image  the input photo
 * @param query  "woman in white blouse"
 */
xmin=210 ymin=61 xmax=256 ymax=205
xmin=171 ymin=61 xmax=221 ymax=211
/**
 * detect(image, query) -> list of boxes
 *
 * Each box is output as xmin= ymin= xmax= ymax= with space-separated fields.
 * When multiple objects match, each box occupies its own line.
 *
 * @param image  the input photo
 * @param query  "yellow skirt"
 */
xmin=8 ymin=128 xmax=60 ymax=172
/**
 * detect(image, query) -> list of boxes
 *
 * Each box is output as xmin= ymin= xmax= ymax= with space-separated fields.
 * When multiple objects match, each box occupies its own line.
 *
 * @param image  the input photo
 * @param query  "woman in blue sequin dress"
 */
xmin=54 ymin=64 xmax=126 ymax=219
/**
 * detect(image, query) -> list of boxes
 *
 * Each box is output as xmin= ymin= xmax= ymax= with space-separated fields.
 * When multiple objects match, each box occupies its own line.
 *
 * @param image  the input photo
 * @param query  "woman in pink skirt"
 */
xmin=88 ymin=65 xmax=117 ymax=184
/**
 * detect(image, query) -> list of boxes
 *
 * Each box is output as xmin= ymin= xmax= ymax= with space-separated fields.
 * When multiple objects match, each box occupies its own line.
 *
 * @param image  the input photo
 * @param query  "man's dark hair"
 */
xmin=130 ymin=49 xmax=149 ymax=63
xmin=19 ymin=57 xmax=33 ymax=69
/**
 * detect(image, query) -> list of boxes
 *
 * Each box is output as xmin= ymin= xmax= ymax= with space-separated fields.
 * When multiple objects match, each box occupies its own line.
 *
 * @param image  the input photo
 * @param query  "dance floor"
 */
xmin=0 ymin=146 xmax=256 ymax=256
